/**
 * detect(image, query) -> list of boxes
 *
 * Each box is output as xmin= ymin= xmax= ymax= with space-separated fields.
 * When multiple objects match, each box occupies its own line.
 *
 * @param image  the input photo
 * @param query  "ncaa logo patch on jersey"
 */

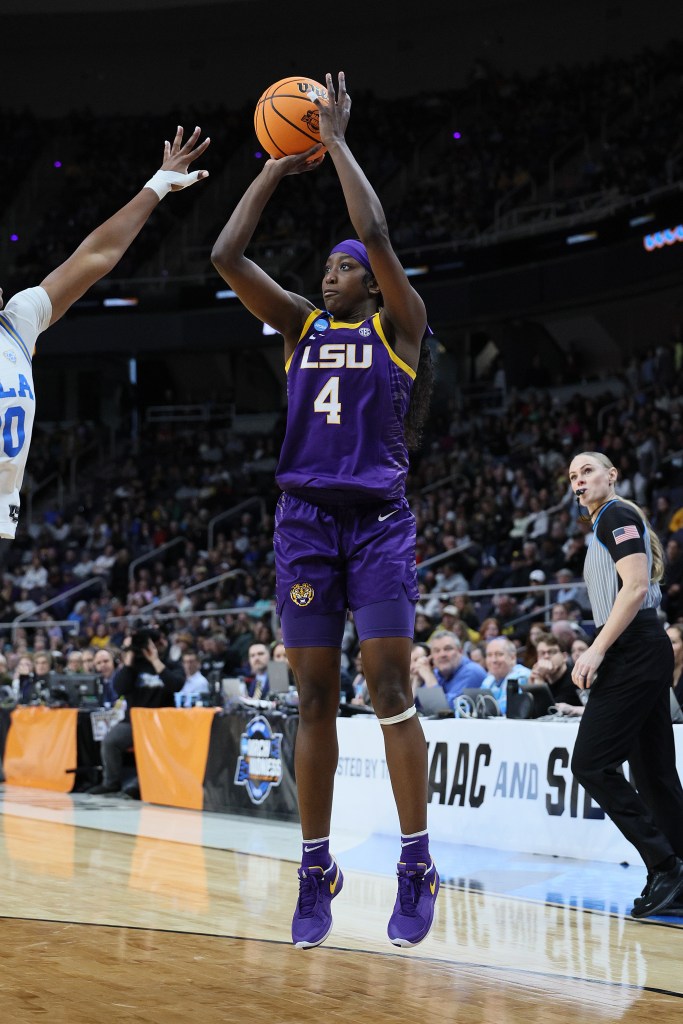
xmin=313 ymin=318 xmax=329 ymax=332
xmin=359 ymin=327 xmax=371 ymax=337
xmin=3 ymin=351 xmax=16 ymax=364
xmin=290 ymin=582 xmax=315 ymax=607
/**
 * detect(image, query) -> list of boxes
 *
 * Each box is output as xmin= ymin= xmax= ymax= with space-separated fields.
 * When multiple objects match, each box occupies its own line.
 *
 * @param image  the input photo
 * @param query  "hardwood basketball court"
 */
xmin=1 ymin=784 xmax=681 ymax=1023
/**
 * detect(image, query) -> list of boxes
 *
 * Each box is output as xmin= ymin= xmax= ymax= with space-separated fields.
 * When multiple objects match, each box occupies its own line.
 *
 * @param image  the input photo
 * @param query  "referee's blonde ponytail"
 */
xmin=580 ymin=452 xmax=665 ymax=582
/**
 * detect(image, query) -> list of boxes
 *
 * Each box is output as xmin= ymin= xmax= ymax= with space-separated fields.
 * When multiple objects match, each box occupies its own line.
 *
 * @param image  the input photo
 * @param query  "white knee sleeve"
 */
xmin=378 ymin=705 xmax=417 ymax=726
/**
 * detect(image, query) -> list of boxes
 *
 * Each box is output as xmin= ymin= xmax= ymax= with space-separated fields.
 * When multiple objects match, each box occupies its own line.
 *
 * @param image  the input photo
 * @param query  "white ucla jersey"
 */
xmin=0 ymin=287 xmax=50 ymax=538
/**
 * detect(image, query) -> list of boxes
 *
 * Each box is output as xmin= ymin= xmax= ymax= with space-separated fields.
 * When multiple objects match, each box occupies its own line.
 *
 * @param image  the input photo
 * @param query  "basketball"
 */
xmin=254 ymin=76 xmax=328 ymax=159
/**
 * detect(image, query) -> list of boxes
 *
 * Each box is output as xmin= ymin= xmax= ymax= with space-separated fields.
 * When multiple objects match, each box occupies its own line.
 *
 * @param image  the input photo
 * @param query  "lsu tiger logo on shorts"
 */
xmin=290 ymin=582 xmax=315 ymax=607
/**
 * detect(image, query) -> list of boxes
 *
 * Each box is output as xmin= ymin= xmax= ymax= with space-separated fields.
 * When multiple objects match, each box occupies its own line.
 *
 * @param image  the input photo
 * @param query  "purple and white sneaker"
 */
xmin=387 ymin=859 xmax=439 ymax=947
xmin=291 ymin=857 xmax=343 ymax=949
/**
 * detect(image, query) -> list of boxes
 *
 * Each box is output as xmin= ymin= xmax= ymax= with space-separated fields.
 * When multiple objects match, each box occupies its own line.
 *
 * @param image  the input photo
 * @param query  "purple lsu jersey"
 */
xmin=275 ymin=309 xmax=415 ymax=503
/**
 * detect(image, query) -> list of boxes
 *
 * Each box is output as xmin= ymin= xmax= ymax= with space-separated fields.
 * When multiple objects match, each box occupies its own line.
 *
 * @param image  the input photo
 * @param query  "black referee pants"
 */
xmin=571 ymin=610 xmax=683 ymax=870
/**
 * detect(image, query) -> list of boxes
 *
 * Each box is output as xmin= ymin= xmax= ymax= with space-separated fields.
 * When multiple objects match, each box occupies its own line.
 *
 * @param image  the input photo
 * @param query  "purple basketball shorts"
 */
xmin=274 ymin=493 xmax=418 ymax=648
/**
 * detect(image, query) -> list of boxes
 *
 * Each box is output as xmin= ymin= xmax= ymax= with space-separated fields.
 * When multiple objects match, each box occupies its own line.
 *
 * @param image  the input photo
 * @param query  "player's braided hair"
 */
xmin=404 ymin=334 xmax=434 ymax=450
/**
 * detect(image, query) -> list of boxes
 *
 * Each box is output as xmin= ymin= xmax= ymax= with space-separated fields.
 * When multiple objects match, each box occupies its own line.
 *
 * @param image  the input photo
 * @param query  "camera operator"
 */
xmin=87 ymin=628 xmax=183 ymax=795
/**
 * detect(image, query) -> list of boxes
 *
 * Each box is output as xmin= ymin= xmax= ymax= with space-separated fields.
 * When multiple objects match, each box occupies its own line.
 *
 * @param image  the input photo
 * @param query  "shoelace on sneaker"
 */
xmin=297 ymin=870 xmax=321 ymax=917
xmin=396 ymin=869 xmax=425 ymax=916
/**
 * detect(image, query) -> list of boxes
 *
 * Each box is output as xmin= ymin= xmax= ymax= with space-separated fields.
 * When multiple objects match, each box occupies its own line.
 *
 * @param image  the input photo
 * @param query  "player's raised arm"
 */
xmin=211 ymin=148 xmax=321 ymax=347
xmin=313 ymin=72 xmax=427 ymax=369
xmin=40 ymin=126 xmax=210 ymax=325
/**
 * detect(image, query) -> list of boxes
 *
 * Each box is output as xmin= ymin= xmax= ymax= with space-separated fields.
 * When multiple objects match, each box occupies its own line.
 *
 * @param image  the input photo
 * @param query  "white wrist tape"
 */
xmin=144 ymin=168 xmax=202 ymax=200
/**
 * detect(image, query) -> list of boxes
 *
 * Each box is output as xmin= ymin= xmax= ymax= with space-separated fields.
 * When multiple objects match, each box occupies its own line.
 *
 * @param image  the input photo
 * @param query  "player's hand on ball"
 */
xmin=313 ymin=72 xmax=351 ymax=148
xmin=267 ymin=145 xmax=325 ymax=176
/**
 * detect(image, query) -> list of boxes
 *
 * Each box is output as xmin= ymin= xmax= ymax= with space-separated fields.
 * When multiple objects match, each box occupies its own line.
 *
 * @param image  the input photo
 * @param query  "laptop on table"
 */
xmin=416 ymin=685 xmax=453 ymax=717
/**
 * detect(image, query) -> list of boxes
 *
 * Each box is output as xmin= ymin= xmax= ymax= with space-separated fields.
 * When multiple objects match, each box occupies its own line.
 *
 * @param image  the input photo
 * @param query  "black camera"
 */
xmin=130 ymin=627 xmax=161 ymax=655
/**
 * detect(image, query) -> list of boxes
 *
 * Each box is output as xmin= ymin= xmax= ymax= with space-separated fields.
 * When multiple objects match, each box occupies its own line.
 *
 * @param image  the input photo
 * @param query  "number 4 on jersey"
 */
xmin=313 ymin=376 xmax=342 ymax=425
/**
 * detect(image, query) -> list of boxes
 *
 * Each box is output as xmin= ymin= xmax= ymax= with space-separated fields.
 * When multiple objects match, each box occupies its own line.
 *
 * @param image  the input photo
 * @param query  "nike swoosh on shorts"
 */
xmin=378 ymin=510 xmax=398 ymax=522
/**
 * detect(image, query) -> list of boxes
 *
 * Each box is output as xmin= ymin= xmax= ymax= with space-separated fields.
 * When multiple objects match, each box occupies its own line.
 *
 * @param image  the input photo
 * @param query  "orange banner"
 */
xmin=4 ymin=707 xmax=78 ymax=792
xmin=131 ymin=707 xmax=217 ymax=810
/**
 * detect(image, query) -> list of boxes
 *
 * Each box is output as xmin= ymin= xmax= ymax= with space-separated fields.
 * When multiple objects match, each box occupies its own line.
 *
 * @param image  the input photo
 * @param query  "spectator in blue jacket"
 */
xmin=413 ymin=630 xmax=486 ymax=710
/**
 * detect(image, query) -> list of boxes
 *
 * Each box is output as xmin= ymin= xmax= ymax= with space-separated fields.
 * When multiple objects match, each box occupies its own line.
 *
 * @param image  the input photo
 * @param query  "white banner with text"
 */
xmin=333 ymin=719 xmax=683 ymax=866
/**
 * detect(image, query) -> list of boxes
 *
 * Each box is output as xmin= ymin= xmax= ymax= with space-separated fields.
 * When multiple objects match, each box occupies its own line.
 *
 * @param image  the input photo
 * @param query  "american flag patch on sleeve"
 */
xmin=612 ymin=524 xmax=640 ymax=545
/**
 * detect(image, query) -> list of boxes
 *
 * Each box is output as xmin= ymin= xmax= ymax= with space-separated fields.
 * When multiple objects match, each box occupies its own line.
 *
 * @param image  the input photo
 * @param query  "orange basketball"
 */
xmin=254 ymin=76 xmax=328 ymax=159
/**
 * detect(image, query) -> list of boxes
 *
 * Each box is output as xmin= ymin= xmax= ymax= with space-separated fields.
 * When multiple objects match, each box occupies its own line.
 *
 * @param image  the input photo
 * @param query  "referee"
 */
xmin=568 ymin=451 xmax=683 ymax=918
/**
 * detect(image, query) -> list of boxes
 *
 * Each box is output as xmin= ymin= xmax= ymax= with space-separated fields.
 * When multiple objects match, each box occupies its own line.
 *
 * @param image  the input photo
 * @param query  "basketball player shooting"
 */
xmin=0 ymin=126 xmax=209 ymax=540
xmin=211 ymin=71 xmax=437 ymax=950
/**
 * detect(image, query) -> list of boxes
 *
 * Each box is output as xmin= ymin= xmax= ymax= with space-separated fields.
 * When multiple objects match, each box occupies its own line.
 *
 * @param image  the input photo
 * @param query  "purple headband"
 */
xmin=330 ymin=239 xmax=373 ymax=274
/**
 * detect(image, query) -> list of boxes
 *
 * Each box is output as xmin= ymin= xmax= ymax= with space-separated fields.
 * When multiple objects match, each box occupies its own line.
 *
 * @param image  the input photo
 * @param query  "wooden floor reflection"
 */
xmin=1 ymin=805 xmax=681 ymax=1023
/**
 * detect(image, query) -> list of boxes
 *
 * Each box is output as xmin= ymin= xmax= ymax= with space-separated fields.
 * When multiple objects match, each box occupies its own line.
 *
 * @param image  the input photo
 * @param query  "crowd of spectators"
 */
xmin=1 ymin=38 xmax=683 ymax=701
xmin=389 ymin=44 xmax=681 ymax=250
xmin=3 ymin=41 xmax=682 ymax=296
xmin=0 ymin=107 xmax=46 ymax=217
xmin=0 ymin=339 xmax=681 ymax=708
xmin=3 ymin=101 xmax=254 ymax=296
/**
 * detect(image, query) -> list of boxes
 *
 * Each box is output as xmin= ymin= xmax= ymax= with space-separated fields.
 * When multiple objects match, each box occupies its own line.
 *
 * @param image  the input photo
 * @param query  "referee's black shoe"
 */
xmin=632 ymin=873 xmax=683 ymax=916
xmin=630 ymin=858 xmax=683 ymax=919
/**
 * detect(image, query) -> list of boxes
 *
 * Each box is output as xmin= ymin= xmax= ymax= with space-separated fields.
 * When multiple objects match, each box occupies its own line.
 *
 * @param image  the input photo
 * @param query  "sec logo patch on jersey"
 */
xmin=290 ymin=582 xmax=315 ymax=607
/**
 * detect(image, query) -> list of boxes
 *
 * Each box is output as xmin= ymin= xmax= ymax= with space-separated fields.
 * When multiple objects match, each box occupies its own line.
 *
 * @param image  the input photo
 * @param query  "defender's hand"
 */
xmin=159 ymin=125 xmax=210 ymax=188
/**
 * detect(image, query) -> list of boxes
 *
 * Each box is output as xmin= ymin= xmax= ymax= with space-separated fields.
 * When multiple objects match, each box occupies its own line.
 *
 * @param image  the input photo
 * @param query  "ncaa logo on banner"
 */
xmin=234 ymin=715 xmax=284 ymax=804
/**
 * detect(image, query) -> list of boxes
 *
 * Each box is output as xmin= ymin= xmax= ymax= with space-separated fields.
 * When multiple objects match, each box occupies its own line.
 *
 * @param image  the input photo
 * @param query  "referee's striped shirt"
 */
xmin=583 ymin=498 xmax=661 ymax=628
